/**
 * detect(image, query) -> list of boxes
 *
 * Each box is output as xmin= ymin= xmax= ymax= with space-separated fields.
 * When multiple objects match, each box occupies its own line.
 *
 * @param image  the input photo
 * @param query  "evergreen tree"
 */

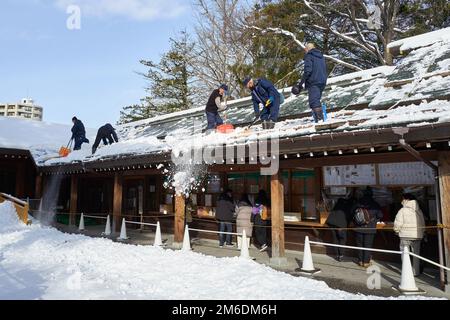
xmin=140 ymin=30 xmax=198 ymax=114
xmin=117 ymin=97 xmax=160 ymax=125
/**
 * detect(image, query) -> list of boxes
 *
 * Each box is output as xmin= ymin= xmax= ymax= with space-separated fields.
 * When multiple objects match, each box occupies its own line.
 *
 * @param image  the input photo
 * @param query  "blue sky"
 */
xmin=0 ymin=0 xmax=195 ymax=128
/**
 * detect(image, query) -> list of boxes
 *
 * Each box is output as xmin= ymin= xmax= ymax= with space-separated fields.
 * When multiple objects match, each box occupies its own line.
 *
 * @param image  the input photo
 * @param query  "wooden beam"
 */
xmin=270 ymin=172 xmax=287 ymax=267
xmin=113 ymin=173 xmax=123 ymax=233
xmin=15 ymin=160 xmax=25 ymax=198
xmin=69 ymin=175 xmax=78 ymax=227
xmin=438 ymin=151 xmax=450 ymax=288
xmin=35 ymin=174 xmax=43 ymax=199
xmin=280 ymin=150 xmax=438 ymax=168
xmin=174 ymin=194 xmax=185 ymax=247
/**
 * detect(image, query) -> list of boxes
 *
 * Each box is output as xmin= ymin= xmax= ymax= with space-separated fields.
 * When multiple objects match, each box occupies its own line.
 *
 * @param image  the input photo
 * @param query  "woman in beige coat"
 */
xmin=394 ymin=193 xmax=426 ymax=276
xmin=236 ymin=194 xmax=253 ymax=249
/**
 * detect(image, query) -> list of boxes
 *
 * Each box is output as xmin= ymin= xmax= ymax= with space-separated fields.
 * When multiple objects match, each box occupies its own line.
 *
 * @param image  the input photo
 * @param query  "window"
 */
xmin=7 ymin=112 xmax=15 ymax=116
xmin=284 ymin=170 xmax=317 ymax=221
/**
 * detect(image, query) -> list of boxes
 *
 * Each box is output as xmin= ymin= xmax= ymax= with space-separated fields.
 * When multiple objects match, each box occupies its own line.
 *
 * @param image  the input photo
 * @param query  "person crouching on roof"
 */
xmin=243 ymin=77 xmax=281 ymax=130
xmin=92 ymin=123 xmax=119 ymax=154
xmin=205 ymin=84 xmax=228 ymax=131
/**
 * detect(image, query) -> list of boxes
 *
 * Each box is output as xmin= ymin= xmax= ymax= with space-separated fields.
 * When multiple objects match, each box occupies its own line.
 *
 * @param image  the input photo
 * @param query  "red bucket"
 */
xmin=216 ymin=123 xmax=234 ymax=133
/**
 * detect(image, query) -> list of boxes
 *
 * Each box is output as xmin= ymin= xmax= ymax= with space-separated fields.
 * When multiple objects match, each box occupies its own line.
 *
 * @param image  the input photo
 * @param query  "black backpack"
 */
xmin=354 ymin=207 xmax=371 ymax=226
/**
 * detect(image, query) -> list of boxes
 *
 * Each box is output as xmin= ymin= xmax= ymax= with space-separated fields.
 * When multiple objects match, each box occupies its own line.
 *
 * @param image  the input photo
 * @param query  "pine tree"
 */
xmin=140 ymin=30 xmax=198 ymax=114
xmin=117 ymin=97 xmax=161 ymax=125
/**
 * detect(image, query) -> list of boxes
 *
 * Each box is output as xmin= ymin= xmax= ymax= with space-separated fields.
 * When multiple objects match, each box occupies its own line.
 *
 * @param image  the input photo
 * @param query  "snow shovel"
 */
xmin=58 ymin=139 xmax=72 ymax=157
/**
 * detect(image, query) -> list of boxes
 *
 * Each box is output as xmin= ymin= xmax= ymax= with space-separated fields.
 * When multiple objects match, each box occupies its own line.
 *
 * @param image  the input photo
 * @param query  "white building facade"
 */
xmin=0 ymin=98 xmax=43 ymax=121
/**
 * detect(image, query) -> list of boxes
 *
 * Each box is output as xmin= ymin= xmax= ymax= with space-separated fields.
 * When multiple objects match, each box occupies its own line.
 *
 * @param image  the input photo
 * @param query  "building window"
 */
xmin=7 ymin=112 xmax=15 ymax=116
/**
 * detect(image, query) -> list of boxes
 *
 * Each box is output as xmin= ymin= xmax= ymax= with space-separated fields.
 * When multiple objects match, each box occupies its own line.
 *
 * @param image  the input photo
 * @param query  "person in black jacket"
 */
xmin=92 ymin=123 xmax=119 ymax=154
xmin=205 ymin=84 xmax=228 ymax=130
xmin=291 ymin=43 xmax=328 ymax=123
xmin=71 ymin=117 xmax=89 ymax=150
xmin=326 ymin=198 xmax=354 ymax=261
xmin=215 ymin=189 xmax=235 ymax=247
xmin=252 ymin=189 xmax=271 ymax=251
xmin=352 ymin=187 xmax=383 ymax=267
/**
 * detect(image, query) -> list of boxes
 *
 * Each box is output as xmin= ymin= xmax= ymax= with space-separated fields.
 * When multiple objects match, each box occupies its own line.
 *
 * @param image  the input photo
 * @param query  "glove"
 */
xmin=291 ymin=82 xmax=303 ymax=96
xmin=265 ymin=96 xmax=274 ymax=107
xmin=258 ymin=103 xmax=264 ymax=110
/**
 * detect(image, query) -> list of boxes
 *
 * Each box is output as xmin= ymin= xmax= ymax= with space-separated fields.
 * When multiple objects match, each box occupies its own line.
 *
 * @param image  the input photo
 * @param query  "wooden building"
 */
xmin=1 ymin=28 xmax=450 ymax=290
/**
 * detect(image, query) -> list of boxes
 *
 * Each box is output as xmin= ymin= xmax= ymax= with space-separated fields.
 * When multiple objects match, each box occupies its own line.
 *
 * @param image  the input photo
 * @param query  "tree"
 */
xmin=140 ymin=30 xmax=199 ymax=114
xmin=192 ymin=0 xmax=253 ymax=98
xmin=117 ymin=97 xmax=161 ymax=125
xmin=246 ymin=0 xmax=449 ymax=75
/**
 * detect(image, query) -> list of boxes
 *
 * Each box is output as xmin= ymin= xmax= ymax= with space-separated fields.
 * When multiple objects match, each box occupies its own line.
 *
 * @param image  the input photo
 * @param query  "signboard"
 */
xmin=323 ymin=164 xmax=376 ymax=186
xmin=378 ymin=162 xmax=435 ymax=185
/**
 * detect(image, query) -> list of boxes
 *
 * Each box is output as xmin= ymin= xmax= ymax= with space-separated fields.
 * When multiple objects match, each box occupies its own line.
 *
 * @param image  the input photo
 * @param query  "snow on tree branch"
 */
xmin=246 ymin=25 xmax=362 ymax=71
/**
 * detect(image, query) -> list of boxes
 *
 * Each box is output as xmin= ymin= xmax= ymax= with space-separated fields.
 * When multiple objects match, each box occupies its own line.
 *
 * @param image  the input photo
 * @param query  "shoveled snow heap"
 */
xmin=0 ymin=201 xmax=441 ymax=300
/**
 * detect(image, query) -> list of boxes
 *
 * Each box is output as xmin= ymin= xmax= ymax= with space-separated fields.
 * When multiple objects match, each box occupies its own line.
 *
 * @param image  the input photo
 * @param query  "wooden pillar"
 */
xmin=35 ymin=174 xmax=43 ymax=199
xmin=113 ymin=173 xmax=123 ymax=233
xmin=69 ymin=175 xmax=78 ymax=226
xmin=15 ymin=160 xmax=25 ymax=198
xmin=174 ymin=194 xmax=185 ymax=248
xmin=438 ymin=151 xmax=450 ymax=291
xmin=270 ymin=172 xmax=288 ymax=267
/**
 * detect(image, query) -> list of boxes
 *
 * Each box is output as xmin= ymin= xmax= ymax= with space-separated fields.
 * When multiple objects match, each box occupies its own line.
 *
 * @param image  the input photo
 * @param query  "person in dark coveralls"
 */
xmin=325 ymin=197 xmax=354 ymax=261
xmin=352 ymin=187 xmax=383 ymax=268
xmin=215 ymin=189 xmax=235 ymax=247
xmin=92 ymin=123 xmax=119 ymax=154
xmin=291 ymin=42 xmax=328 ymax=123
xmin=71 ymin=116 xmax=89 ymax=150
xmin=243 ymin=77 xmax=281 ymax=129
xmin=205 ymin=84 xmax=228 ymax=130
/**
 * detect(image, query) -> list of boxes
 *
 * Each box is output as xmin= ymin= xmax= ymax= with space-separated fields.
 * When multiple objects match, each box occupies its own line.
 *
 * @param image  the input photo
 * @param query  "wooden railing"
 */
xmin=0 ymin=193 xmax=30 ymax=225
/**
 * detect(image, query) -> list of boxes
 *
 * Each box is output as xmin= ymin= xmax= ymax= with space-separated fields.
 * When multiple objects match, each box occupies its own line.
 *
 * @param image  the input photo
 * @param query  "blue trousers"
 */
xmin=308 ymin=84 xmax=326 ymax=109
xmin=260 ymin=100 xmax=280 ymax=122
xmin=219 ymin=221 xmax=233 ymax=245
xmin=74 ymin=135 xmax=89 ymax=150
xmin=206 ymin=111 xmax=223 ymax=129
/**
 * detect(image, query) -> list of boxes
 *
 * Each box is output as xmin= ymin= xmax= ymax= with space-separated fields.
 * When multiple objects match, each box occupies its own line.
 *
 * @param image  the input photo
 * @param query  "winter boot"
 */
xmin=312 ymin=107 xmax=324 ymax=123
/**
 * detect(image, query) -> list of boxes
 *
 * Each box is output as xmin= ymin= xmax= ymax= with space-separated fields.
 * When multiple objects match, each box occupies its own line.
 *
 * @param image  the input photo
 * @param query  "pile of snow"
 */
xmin=0 ymin=201 xmax=21 ymax=231
xmin=0 ymin=204 xmax=440 ymax=300
xmin=388 ymin=27 xmax=450 ymax=52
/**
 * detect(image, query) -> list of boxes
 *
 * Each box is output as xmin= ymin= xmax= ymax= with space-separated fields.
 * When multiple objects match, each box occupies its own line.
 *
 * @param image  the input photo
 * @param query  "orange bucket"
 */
xmin=216 ymin=123 xmax=234 ymax=133
xmin=58 ymin=146 xmax=71 ymax=157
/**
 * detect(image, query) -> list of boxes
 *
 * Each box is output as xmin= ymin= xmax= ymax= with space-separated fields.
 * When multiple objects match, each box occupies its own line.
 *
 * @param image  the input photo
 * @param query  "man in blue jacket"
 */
xmin=71 ymin=116 xmax=89 ymax=150
xmin=292 ymin=43 xmax=328 ymax=122
xmin=243 ymin=77 xmax=281 ymax=129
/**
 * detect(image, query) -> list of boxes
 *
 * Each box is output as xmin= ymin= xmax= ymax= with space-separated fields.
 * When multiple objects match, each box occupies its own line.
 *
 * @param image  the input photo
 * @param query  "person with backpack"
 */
xmin=352 ymin=187 xmax=383 ymax=268
xmin=252 ymin=190 xmax=271 ymax=251
xmin=394 ymin=193 xmax=426 ymax=276
xmin=325 ymin=197 xmax=354 ymax=261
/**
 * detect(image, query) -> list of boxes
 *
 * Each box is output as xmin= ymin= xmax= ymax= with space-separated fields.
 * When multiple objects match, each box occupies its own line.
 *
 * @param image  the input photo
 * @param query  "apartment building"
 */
xmin=0 ymin=98 xmax=43 ymax=121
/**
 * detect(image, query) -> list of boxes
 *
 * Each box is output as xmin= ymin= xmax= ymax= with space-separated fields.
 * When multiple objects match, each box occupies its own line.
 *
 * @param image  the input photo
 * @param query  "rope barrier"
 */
xmin=83 ymin=214 xmax=108 ymax=220
xmin=188 ymin=227 xmax=242 ymax=237
xmin=307 ymin=239 xmax=450 ymax=272
xmin=409 ymin=252 xmax=450 ymax=272
xmin=308 ymin=240 xmax=402 ymax=255
xmin=124 ymin=220 xmax=158 ymax=227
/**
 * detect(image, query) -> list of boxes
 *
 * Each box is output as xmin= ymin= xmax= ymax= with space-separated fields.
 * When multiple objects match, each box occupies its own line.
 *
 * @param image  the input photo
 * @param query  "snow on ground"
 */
xmin=0 ymin=201 xmax=438 ymax=300
xmin=388 ymin=27 xmax=450 ymax=52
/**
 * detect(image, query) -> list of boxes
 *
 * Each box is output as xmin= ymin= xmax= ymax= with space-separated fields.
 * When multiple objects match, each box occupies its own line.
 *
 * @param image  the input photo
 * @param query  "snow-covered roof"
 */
xmin=388 ymin=27 xmax=450 ymax=54
xmin=2 ymin=28 xmax=450 ymax=169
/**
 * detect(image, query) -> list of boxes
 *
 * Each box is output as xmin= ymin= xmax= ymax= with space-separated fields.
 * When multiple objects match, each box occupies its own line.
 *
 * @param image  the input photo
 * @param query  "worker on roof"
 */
xmin=243 ymin=77 xmax=283 ymax=130
xmin=291 ymin=42 xmax=328 ymax=123
xmin=205 ymin=84 xmax=228 ymax=131
xmin=71 ymin=116 xmax=89 ymax=150
xmin=92 ymin=123 xmax=119 ymax=154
